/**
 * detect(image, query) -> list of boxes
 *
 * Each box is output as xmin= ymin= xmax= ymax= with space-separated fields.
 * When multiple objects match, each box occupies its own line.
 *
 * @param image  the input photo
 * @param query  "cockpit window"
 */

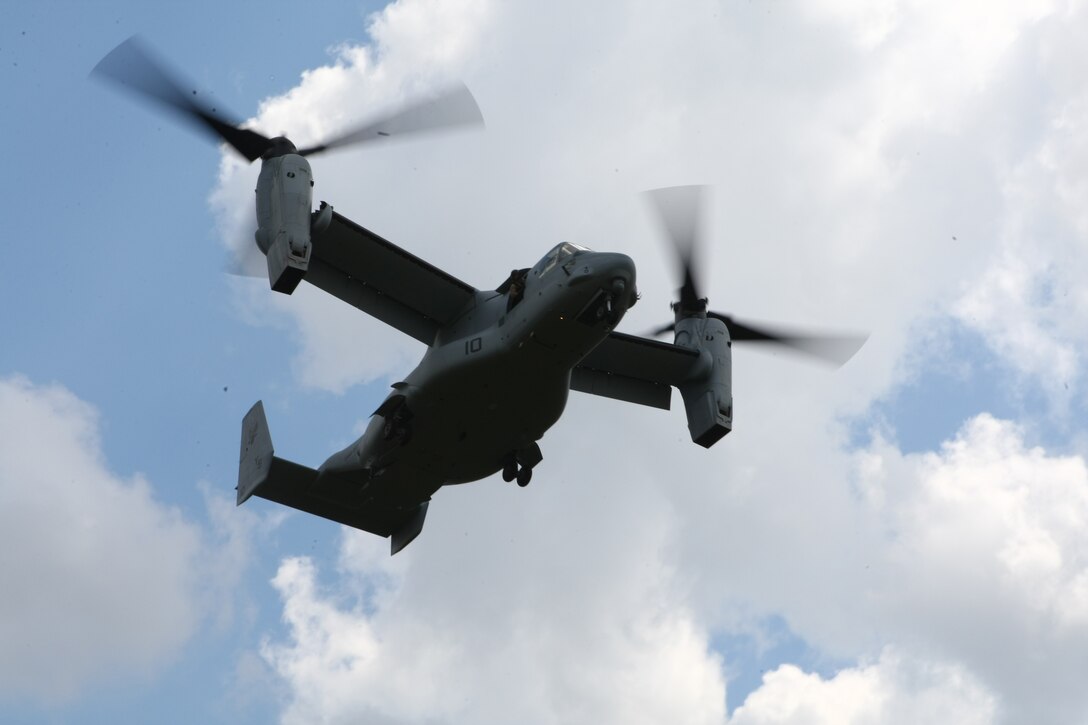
xmin=535 ymin=242 xmax=592 ymax=277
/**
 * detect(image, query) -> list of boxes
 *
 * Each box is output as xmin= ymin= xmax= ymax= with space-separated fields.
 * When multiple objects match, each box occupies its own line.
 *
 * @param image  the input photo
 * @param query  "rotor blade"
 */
xmin=92 ymin=36 xmax=272 ymax=161
xmin=648 ymin=321 xmax=677 ymax=337
xmin=296 ymin=83 xmax=484 ymax=156
xmin=644 ymin=185 xmax=707 ymax=308
xmin=647 ymin=314 xmax=867 ymax=366
xmin=710 ymin=312 xmax=868 ymax=366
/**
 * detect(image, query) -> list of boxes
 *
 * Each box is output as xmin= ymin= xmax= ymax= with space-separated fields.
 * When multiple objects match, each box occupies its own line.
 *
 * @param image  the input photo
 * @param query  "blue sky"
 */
xmin=4 ymin=2 xmax=388 ymax=721
xmin=3 ymin=2 xmax=1088 ymax=724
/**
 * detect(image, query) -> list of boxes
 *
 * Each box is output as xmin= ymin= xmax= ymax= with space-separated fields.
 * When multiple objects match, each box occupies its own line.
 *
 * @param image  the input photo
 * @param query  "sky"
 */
xmin=2 ymin=0 xmax=1087 ymax=723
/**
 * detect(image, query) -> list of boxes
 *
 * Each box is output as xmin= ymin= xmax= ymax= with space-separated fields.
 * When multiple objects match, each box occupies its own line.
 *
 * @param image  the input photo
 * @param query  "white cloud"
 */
xmin=671 ymin=408 xmax=1088 ymax=723
xmin=730 ymin=649 xmax=996 ymax=725
xmin=0 ymin=375 xmax=203 ymax=701
xmin=849 ymin=415 xmax=1088 ymax=724
xmin=953 ymin=78 xmax=1088 ymax=409
xmin=260 ymin=454 xmax=728 ymax=724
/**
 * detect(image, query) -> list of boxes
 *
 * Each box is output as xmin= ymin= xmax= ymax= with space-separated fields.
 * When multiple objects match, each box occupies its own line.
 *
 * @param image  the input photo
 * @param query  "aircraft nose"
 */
xmin=579 ymin=252 xmax=634 ymax=287
xmin=592 ymin=252 xmax=637 ymax=310
xmin=602 ymin=252 xmax=635 ymax=292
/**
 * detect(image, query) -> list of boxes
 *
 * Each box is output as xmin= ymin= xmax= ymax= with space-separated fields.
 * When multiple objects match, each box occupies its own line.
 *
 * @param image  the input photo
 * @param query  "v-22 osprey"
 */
xmin=94 ymin=37 xmax=865 ymax=554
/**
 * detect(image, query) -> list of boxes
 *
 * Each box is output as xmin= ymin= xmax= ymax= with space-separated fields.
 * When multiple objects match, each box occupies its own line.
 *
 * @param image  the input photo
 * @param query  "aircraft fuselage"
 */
xmin=317 ymin=246 xmax=638 ymax=504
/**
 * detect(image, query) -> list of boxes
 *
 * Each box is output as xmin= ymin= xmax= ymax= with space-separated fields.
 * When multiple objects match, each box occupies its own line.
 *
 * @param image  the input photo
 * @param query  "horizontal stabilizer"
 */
xmin=391 ymin=501 xmax=429 ymax=555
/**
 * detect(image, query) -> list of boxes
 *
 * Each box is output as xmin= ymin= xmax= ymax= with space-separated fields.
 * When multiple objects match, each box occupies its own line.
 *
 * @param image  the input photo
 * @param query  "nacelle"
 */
xmin=676 ymin=316 xmax=733 ymax=448
xmin=255 ymin=153 xmax=315 ymax=294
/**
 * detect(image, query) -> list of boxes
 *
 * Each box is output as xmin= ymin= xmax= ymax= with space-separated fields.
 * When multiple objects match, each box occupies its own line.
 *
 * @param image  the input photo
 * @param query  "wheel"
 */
xmin=516 ymin=467 xmax=532 ymax=487
xmin=502 ymin=462 xmax=517 ymax=482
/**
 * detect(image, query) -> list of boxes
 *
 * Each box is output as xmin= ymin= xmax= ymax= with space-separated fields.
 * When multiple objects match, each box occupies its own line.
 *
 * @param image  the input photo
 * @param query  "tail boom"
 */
xmin=237 ymin=400 xmax=429 ymax=554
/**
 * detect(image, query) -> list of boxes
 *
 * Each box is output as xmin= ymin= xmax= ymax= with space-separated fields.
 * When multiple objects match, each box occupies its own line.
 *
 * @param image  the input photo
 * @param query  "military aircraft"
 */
xmin=94 ymin=37 xmax=865 ymax=554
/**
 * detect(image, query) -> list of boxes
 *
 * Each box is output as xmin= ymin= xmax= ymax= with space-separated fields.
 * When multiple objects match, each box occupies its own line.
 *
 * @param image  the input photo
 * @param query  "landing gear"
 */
xmin=502 ymin=443 xmax=542 ymax=487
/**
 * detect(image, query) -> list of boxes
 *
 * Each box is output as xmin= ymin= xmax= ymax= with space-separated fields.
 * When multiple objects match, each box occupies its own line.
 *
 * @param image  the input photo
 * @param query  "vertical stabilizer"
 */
xmin=238 ymin=401 xmax=275 ymax=505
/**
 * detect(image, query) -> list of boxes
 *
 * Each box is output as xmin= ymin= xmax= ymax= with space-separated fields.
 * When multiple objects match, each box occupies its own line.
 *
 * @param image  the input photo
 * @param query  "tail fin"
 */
xmin=238 ymin=401 xmax=273 ymax=505
xmin=238 ymin=400 xmax=319 ymax=505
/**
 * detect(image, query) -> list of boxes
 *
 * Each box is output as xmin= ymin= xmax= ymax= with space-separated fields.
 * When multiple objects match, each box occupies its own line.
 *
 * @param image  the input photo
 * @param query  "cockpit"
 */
xmin=533 ymin=242 xmax=592 ymax=277
xmin=498 ymin=243 xmax=596 ymax=312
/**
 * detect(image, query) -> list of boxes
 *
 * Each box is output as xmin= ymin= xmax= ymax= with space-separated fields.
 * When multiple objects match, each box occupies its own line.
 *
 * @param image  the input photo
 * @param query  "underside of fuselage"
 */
xmin=319 ymin=248 xmax=638 ymax=502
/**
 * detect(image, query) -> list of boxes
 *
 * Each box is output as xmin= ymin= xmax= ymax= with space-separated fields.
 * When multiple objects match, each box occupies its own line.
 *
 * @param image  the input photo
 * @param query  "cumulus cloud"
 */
xmin=209 ymin=0 xmax=1088 ymax=722
xmin=0 ymin=375 xmax=202 ymax=701
xmin=851 ymin=415 xmax=1088 ymax=724
xmin=730 ymin=649 xmax=996 ymax=725
xmin=953 ymin=86 xmax=1088 ymax=409
xmin=607 ymin=404 xmax=1088 ymax=724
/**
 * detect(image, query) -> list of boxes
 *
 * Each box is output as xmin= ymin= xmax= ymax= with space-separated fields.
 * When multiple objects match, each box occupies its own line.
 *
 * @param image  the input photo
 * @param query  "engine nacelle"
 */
xmin=255 ymin=153 xmax=314 ymax=294
xmin=675 ymin=316 xmax=733 ymax=448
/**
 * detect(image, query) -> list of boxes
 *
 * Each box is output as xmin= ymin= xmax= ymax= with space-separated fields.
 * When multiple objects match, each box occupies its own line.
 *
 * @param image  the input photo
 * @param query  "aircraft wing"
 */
xmin=305 ymin=211 xmax=477 ymax=344
xmin=570 ymin=331 xmax=701 ymax=410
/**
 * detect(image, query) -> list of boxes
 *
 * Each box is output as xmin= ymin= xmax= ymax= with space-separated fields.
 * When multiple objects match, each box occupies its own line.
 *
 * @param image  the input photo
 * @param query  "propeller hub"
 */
xmin=672 ymin=297 xmax=708 ymax=321
xmin=261 ymin=136 xmax=298 ymax=160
